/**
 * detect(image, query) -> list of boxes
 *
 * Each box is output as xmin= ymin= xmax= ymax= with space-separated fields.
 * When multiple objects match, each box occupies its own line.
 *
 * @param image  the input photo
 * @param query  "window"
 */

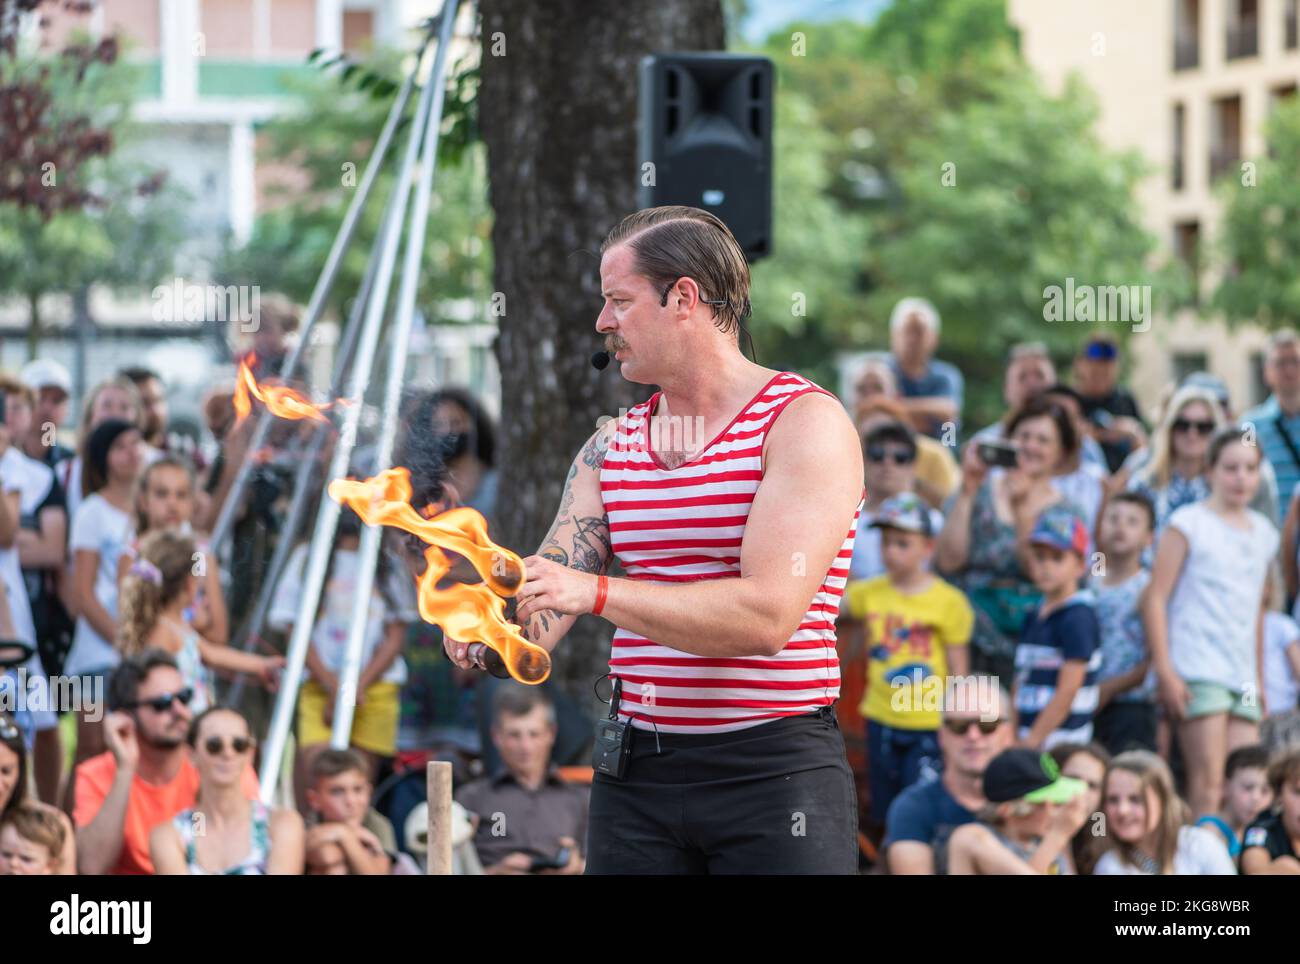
xmin=1287 ymin=0 xmax=1299 ymax=50
xmin=1226 ymin=0 xmax=1259 ymax=60
xmin=1175 ymin=220 xmax=1201 ymax=304
xmin=1172 ymin=102 xmax=1186 ymax=190
xmin=1210 ymin=94 xmax=1242 ymax=182
xmin=1173 ymin=353 xmax=1209 ymax=385
xmin=1174 ymin=0 xmax=1200 ymax=70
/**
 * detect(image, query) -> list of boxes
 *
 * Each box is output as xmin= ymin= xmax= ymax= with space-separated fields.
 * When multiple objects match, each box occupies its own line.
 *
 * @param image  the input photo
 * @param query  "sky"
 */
xmin=737 ymin=0 xmax=891 ymax=44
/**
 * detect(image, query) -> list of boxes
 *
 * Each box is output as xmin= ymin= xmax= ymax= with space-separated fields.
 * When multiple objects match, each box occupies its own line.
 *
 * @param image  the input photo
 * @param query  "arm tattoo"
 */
xmin=522 ymin=435 xmax=613 ymax=644
xmin=557 ymin=463 xmax=577 ymax=517
xmin=580 ymin=428 xmax=610 ymax=470
xmin=571 ymin=514 xmax=612 ymax=573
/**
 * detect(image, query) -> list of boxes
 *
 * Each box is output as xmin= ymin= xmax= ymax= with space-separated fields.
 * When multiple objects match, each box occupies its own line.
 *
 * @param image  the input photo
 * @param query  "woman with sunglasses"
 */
xmin=1125 ymin=386 xmax=1224 ymax=548
xmin=0 ymin=711 xmax=75 ymax=873
xmin=150 ymin=706 xmax=303 ymax=875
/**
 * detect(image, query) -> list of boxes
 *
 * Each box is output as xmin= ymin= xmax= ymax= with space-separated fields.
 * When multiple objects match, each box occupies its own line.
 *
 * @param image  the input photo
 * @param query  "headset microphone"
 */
xmin=591 ymin=350 xmax=610 ymax=371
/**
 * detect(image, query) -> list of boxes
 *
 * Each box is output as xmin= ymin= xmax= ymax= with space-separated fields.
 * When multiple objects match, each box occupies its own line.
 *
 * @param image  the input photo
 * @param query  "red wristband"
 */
xmin=592 ymin=575 xmax=609 ymax=616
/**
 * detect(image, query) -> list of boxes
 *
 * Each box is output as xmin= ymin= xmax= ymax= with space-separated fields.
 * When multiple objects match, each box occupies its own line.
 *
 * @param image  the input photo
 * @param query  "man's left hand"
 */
xmin=515 ymin=556 xmax=599 ymax=624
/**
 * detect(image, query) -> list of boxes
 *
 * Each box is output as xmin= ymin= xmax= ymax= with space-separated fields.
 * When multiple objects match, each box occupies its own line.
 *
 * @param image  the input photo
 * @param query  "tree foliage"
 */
xmin=216 ymin=50 xmax=491 ymax=324
xmin=1213 ymin=98 xmax=1300 ymax=329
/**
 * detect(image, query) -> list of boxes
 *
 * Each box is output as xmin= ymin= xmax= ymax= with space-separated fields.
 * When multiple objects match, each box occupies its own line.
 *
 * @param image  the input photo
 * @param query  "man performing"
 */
xmin=445 ymin=205 xmax=865 ymax=874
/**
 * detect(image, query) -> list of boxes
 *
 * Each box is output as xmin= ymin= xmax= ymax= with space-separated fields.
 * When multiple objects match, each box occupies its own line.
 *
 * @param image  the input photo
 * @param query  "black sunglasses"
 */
xmin=943 ymin=718 xmax=1002 ymax=736
xmin=203 ymin=736 xmax=253 ymax=756
xmin=128 ymin=688 xmax=194 ymax=713
xmin=1172 ymin=418 xmax=1215 ymax=436
xmin=865 ymin=445 xmax=915 ymax=465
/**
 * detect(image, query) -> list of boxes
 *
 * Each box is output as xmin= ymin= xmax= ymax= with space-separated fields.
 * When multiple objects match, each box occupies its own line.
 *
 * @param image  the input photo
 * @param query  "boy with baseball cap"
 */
xmin=1014 ymin=505 xmax=1102 ymax=750
xmin=947 ymin=747 xmax=1089 ymax=874
xmin=842 ymin=493 xmax=973 ymax=826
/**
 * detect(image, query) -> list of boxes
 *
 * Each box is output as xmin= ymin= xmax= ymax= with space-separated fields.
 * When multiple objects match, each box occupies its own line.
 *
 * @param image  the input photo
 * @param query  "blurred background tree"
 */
xmin=0 ymin=5 xmax=186 ymax=358
xmin=216 ymin=50 xmax=492 ymax=326
xmin=1213 ymin=98 xmax=1300 ymax=330
xmin=744 ymin=0 xmax=1172 ymax=427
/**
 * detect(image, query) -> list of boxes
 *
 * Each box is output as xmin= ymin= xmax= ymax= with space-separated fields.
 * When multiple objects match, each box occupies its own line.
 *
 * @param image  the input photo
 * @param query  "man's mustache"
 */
xmin=605 ymin=335 xmax=629 ymax=352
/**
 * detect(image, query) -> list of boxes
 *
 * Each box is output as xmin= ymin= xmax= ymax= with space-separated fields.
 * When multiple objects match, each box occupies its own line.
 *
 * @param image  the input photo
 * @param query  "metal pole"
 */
xmin=330 ymin=0 xmax=460 ymax=747
xmin=208 ymin=23 xmax=436 ymax=555
xmin=258 ymin=18 xmax=447 ymax=802
xmin=224 ymin=202 xmax=391 ymax=707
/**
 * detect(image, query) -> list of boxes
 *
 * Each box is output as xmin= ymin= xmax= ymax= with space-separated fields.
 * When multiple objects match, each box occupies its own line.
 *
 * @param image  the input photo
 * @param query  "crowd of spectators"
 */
xmin=2 ymin=294 xmax=1300 ymax=875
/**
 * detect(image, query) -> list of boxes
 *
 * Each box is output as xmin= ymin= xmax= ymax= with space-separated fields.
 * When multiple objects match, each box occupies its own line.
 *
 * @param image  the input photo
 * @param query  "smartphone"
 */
xmin=976 ymin=439 xmax=1018 ymax=468
xmin=529 ymin=846 xmax=572 ymax=872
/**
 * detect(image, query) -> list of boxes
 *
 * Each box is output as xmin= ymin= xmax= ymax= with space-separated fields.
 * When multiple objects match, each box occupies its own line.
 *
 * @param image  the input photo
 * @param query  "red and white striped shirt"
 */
xmin=601 ymin=371 xmax=861 ymax=734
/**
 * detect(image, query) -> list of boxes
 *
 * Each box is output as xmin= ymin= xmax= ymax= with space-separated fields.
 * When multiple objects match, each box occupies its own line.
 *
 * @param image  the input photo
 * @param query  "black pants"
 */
xmin=586 ymin=706 xmax=859 ymax=874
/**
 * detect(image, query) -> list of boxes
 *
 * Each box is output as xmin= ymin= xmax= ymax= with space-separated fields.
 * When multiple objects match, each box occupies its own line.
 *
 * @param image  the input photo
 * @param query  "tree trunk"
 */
xmin=479 ymin=0 xmax=727 ymax=703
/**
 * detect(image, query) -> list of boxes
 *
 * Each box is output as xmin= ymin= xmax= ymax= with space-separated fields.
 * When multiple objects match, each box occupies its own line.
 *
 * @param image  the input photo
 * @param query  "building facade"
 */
xmin=1009 ymin=0 xmax=1300 ymax=416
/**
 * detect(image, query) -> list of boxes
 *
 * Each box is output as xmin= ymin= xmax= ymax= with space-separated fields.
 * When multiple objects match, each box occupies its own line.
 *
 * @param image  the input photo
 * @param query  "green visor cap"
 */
xmin=1023 ymin=775 xmax=1088 ymax=804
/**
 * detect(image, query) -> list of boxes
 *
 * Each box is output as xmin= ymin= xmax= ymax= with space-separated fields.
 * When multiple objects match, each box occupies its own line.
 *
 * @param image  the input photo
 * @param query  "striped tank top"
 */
xmin=600 ymin=371 xmax=860 ymax=734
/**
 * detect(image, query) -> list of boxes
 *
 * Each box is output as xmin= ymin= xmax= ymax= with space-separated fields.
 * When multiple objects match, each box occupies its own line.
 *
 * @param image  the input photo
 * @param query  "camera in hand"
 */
xmin=976 ymin=439 xmax=1018 ymax=469
xmin=529 ymin=846 xmax=572 ymax=872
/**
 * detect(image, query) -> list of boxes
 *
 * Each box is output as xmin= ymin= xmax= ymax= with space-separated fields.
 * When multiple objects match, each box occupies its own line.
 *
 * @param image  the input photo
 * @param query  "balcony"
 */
xmin=1226 ymin=19 xmax=1259 ymax=59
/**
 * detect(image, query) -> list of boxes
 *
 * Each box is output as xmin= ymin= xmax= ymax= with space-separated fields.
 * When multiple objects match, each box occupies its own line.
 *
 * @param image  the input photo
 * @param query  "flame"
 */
xmin=234 ymin=355 xmax=339 ymax=423
xmin=328 ymin=468 xmax=550 ymax=685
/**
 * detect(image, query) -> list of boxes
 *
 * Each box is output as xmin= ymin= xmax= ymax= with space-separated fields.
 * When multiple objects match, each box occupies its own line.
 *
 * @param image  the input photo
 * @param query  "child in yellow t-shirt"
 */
xmin=842 ymin=493 xmax=973 ymax=826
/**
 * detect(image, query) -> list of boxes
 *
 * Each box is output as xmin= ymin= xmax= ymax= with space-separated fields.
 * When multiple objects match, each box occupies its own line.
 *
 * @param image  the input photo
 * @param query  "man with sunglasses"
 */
xmin=74 ymin=650 xmax=257 ymax=875
xmin=884 ymin=681 xmax=1013 ymax=874
xmin=849 ymin=422 xmax=943 ymax=582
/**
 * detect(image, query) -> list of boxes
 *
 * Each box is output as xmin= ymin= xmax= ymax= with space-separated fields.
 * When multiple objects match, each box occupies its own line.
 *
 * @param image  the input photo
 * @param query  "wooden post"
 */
xmin=427 ymin=760 xmax=454 ymax=875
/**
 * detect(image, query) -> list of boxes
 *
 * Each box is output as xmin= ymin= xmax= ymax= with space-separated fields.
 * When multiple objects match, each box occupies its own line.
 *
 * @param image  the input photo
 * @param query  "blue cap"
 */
xmin=869 ymin=493 xmax=933 ymax=536
xmin=1028 ymin=505 xmax=1088 ymax=557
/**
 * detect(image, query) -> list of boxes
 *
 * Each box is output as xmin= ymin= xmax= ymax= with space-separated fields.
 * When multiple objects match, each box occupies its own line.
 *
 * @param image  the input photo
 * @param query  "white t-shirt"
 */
xmin=269 ymin=545 xmax=415 ymax=686
xmin=0 ymin=446 xmax=48 ymax=647
xmin=1166 ymin=502 xmax=1279 ymax=692
xmin=60 ymin=456 xmax=83 ymax=532
xmin=65 ymin=493 xmax=132 ymax=677
xmin=1094 ymin=825 xmax=1237 ymax=875
xmin=1264 ymin=611 xmax=1300 ymax=717
xmin=0 ymin=446 xmax=57 ymax=734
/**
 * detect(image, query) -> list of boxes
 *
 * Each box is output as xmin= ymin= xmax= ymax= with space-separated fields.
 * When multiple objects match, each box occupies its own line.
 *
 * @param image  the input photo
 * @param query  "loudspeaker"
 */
xmin=637 ymin=53 xmax=773 ymax=261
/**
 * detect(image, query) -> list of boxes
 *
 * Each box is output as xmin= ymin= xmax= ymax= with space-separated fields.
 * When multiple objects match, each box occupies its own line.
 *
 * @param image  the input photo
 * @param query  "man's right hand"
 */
xmin=103 ymin=712 xmax=139 ymax=772
xmin=443 ymin=636 xmax=474 ymax=670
